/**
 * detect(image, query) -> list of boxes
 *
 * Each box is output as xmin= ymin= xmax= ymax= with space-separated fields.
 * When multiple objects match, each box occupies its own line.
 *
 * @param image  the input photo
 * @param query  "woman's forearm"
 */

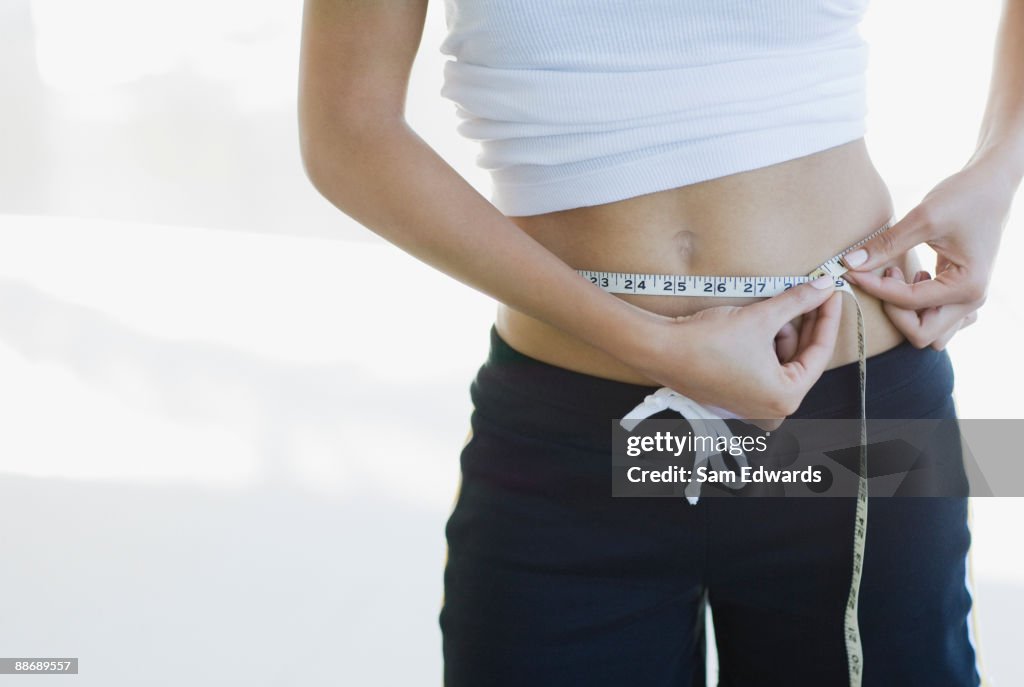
xmin=300 ymin=117 xmax=660 ymax=367
xmin=974 ymin=0 xmax=1024 ymax=186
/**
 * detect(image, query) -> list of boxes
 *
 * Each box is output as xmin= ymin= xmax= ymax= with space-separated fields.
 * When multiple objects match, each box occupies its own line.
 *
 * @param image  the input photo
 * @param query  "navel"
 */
xmin=673 ymin=229 xmax=697 ymax=267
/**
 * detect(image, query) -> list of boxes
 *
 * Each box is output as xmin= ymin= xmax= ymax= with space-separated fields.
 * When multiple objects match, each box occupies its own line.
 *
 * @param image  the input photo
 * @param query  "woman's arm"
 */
xmin=975 ymin=0 xmax=1024 ymax=177
xmin=843 ymin=0 xmax=1024 ymax=348
xmin=298 ymin=1 xmax=649 ymax=364
xmin=297 ymin=0 xmax=842 ymax=422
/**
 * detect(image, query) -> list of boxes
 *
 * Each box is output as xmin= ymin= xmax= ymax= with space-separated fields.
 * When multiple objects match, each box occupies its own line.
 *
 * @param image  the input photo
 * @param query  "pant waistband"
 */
xmin=470 ymin=325 xmax=954 ymax=444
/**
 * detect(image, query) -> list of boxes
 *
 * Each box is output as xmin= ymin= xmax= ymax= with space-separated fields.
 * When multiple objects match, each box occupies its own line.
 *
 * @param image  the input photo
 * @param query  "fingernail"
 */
xmin=844 ymin=249 xmax=868 ymax=268
xmin=810 ymin=275 xmax=833 ymax=289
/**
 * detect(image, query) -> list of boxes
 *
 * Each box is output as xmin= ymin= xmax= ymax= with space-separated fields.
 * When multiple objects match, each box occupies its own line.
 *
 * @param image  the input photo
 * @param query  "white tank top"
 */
xmin=439 ymin=0 xmax=871 ymax=216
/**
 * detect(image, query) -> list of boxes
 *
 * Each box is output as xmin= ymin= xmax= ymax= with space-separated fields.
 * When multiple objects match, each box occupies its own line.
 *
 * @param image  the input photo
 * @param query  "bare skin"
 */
xmin=498 ymin=138 xmax=914 ymax=386
xmin=842 ymin=0 xmax=1024 ymax=347
xmin=298 ymin=0 xmax=1021 ymax=424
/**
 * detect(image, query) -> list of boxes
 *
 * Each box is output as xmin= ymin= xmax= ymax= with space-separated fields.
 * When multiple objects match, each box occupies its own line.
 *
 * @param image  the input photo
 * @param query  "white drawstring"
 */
xmin=620 ymin=387 xmax=748 ymax=504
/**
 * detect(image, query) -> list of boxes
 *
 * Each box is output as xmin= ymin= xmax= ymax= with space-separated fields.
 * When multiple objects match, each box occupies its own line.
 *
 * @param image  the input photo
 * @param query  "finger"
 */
xmin=877 ymin=266 xmax=975 ymax=348
xmin=774 ymin=321 xmax=799 ymax=363
xmin=883 ymin=300 xmax=974 ymax=348
xmin=931 ymin=329 xmax=956 ymax=350
xmin=880 ymin=299 xmax=925 ymax=342
xmin=844 ymin=267 xmax=969 ymax=309
xmin=780 ymin=291 xmax=843 ymax=388
xmin=749 ymin=276 xmax=836 ymax=329
xmin=875 ymin=267 xmax=929 ymax=342
xmin=796 ymin=302 xmax=821 ymax=353
xmin=931 ymin=322 xmax=961 ymax=351
xmin=930 ymin=310 xmax=981 ymax=350
xmin=918 ymin=304 xmax=976 ymax=340
xmin=842 ymin=209 xmax=926 ymax=272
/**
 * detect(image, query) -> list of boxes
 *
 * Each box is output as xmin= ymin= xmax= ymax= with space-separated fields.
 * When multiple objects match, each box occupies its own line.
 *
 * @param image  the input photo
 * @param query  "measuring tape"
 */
xmin=584 ymin=219 xmax=893 ymax=687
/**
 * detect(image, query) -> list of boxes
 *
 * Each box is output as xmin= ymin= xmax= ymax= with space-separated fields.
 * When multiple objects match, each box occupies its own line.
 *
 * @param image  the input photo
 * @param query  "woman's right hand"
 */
xmin=628 ymin=277 xmax=844 ymax=429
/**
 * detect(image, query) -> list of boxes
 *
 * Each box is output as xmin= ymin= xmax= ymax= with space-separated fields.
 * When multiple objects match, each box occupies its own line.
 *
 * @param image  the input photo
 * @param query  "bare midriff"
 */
xmin=497 ymin=139 xmax=915 ymax=384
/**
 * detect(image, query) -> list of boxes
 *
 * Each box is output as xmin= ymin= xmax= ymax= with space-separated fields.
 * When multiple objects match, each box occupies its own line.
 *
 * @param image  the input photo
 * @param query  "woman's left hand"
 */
xmin=841 ymin=149 xmax=1018 ymax=350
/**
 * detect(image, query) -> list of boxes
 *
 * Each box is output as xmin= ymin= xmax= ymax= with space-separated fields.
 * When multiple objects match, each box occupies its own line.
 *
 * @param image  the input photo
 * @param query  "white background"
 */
xmin=0 ymin=0 xmax=1021 ymax=685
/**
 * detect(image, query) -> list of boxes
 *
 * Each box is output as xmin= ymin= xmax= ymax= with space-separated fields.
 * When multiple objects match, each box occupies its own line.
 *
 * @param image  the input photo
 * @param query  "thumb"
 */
xmin=751 ymin=276 xmax=836 ymax=328
xmin=841 ymin=212 xmax=923 ymax=272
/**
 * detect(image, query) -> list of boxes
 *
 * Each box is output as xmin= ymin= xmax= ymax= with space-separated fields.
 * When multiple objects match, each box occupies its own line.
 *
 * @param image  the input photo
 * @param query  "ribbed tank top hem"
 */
xmin=491 ymin=122 xmax=866 ymax=216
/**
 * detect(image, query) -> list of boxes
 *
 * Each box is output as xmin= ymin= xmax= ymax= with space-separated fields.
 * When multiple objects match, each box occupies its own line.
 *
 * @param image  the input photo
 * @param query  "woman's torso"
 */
xmin=498 ymin=139 xmax=915 ymax=384
xmin=439 ymin=0 xmax=910 ymax=383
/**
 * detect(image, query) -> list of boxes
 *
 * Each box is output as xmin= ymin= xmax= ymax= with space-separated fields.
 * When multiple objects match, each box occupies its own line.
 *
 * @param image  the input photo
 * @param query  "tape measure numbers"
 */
xmin=577 ymin=273 xmax=846 ymax=297
xmin=584 ymin=219 xmax=892 ymax=687
xmin=578 ymin=222 xmax=890 ymax=298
